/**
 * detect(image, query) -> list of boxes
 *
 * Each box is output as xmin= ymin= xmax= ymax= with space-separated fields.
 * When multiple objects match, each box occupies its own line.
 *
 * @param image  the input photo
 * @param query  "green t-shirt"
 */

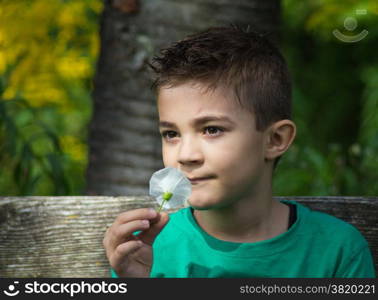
xmin=111 ymin=200 xmax=375 ymax=278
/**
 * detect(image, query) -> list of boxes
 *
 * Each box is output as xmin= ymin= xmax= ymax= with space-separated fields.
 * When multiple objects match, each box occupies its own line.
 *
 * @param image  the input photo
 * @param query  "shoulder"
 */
xmin=290 ymin=200 xmax=370 ymax=253
xmin=291 ymin=200 xmax=375 ymax=277
xmin=293 ymin=200 xmax=367 ymax=241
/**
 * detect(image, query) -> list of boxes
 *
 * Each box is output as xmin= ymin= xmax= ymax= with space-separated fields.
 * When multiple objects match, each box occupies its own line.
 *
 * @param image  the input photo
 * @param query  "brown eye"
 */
xmin=204 ymin=126 xmax=223 ymax=136
xmin=161 ymin=130 xmax=178 ymax=140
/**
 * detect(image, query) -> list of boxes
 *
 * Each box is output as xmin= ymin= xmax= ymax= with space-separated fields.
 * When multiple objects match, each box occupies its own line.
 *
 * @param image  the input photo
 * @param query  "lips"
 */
xmin=188 ymin=176 xmax=214 ymax=184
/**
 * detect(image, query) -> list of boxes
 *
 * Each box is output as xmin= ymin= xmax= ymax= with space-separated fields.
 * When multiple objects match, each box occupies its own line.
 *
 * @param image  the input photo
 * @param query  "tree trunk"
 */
xmin=85 ymin=0 xmax=281 ymax=196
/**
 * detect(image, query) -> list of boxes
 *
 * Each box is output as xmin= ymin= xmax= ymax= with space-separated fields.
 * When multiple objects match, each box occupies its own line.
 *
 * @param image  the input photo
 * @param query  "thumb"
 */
xmin=139 ymin=212 xmax=169 ymax=245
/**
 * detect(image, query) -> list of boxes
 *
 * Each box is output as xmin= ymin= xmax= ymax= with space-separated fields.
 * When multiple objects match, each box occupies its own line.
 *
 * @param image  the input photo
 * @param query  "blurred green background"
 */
xmin=0 ymin=0 xmax=377 ymax=196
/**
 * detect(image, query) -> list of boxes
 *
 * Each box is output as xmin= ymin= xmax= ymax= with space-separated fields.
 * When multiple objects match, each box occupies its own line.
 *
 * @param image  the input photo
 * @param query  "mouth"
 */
xmin=188 ymin=176 xmax=215 ymax=184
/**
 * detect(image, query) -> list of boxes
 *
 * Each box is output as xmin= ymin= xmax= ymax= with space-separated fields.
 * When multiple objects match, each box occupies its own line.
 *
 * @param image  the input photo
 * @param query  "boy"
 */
xmin=103 ymin=26 xmax=375 ymax=278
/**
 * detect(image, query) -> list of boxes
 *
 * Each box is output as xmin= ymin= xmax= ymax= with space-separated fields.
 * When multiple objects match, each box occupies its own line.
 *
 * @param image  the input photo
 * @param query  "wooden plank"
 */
xmin=0 ymin=196 xmax=376 ymax=277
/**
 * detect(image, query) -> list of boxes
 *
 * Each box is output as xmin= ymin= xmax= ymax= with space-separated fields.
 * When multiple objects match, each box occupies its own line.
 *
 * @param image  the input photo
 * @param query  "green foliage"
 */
xmin=274 ymin=0 xmax=378 ymax=196
xmin=0 ymin=0 xmax=102 ymax=195
xmin=0 ymin=96 xmax=70 ymax=195
xmin=1 ymin=0 xmax=376 ymax=196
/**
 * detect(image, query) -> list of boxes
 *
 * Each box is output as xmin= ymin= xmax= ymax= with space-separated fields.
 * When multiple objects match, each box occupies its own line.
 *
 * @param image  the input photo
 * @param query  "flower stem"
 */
xmin=157 ymin=199 xmax=166 ymax=213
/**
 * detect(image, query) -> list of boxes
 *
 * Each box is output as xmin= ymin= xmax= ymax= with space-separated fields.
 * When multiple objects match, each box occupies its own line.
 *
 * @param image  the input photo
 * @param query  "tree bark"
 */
xmin=85 ymin=0 xmax=282 ymax=196
xmin=0 ymin=196 xmax=377 ymax=277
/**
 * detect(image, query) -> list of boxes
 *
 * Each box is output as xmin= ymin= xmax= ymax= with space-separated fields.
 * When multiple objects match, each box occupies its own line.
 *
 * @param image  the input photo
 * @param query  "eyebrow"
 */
xmin=159 ymin=115 xmax=236 ymax=128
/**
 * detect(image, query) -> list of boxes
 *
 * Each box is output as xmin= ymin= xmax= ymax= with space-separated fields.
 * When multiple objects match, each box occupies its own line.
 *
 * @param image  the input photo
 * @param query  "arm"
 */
xmin=336 ymin=245 xmax=376 ymax=278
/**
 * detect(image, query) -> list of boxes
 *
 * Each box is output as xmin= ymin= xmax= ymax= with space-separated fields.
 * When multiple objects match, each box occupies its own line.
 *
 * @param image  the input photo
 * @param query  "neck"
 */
xmin=193 ymin=190 xmax=289 ymax=243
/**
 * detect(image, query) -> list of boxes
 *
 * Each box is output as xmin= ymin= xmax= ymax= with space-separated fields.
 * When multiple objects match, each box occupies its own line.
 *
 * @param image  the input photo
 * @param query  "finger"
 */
xmin=110 ymin=240 xmax=143 ymax=268
xmin=107 ymin=219 xmax=151 ymax=248
xmin=139 ymin=212 xmax=169 ymax=245
xmin=114 ymin=208 xmax=157 ymax=226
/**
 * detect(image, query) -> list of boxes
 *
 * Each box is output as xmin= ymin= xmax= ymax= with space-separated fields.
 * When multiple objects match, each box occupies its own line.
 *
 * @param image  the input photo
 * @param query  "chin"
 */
xmin=187 ymin=195 xmax=225 ymax=211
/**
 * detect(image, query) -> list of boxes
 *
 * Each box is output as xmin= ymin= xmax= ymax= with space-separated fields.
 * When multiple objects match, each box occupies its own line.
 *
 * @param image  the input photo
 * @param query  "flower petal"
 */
xmin=149 ymin=167 xmax=192 ymax=209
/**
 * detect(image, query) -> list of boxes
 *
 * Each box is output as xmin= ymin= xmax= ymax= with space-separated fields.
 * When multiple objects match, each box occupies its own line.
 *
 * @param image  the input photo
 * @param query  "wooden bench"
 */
xmin=0 ymin=196 xmax=377 ymax=277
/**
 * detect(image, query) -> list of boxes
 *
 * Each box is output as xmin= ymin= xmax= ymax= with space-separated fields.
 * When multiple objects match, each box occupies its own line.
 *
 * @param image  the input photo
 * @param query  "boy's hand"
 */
xmin=103 ymin=208 xmax=169 ymax=277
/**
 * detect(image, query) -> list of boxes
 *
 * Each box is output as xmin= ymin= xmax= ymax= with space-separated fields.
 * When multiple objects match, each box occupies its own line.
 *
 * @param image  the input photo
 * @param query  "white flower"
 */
xmin=149 ymin=167 xmax=192 ymax=211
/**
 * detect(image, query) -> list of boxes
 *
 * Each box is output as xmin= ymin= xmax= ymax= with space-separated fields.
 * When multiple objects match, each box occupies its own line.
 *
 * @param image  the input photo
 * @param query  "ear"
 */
xmin=264 ymin=120 xmax=296 ymax=161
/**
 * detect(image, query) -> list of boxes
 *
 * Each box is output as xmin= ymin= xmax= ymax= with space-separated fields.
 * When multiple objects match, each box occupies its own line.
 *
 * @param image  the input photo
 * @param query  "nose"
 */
xmin=177 ymin=135 xmax=204 ymax=166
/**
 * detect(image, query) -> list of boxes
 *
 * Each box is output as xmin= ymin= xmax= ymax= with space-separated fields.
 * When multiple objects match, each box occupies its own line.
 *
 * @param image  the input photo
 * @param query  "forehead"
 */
xmin=157 ymin=82 xmax=252 ymax=121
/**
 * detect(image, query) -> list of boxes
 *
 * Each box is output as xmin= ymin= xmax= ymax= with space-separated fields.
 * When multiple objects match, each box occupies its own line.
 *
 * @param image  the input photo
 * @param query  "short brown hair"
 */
xmin=149 ymin=25 xmax=292 ymax=132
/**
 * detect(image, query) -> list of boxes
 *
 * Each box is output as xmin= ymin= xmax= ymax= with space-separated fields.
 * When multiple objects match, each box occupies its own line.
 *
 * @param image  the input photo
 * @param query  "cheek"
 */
xmin=162 ymin=145 xmax=175 ymax=167
xmin=214 ymin=138 xmax=264 ymax=178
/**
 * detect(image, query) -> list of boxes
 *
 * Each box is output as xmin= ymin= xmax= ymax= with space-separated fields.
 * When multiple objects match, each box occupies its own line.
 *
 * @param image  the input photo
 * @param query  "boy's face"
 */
xmin=157 ymin=82 xmax=270 ymax=210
